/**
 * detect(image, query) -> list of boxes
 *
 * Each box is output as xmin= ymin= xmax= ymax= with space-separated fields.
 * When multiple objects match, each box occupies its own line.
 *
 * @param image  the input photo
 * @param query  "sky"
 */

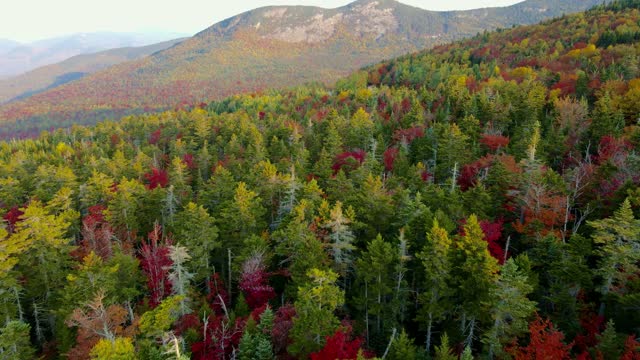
xmin=1 ymin=0 xmax=523 ymax=42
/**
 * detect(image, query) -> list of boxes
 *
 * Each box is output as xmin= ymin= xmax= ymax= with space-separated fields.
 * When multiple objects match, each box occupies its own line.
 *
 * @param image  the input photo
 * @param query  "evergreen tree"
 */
xmin=483 ymin=259 xmax=536 ymax=358
xmin=355 ymin=234 xmax=396 ymax=345
xmin=452 ymin=215 xmax=499 ymax=347
xmin=417 ymin=220 xmax=453 ymax=353
xmin=589 ymin=199 xmax=640 ymax=316
xmin=289 ymin=268 xmax=344 ymax=357
xmin=0 ymin=321 xmax=35 ymax=360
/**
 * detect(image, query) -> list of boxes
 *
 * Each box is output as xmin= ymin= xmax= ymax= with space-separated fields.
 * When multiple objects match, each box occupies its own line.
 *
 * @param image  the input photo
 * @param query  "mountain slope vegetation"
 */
xmin=0 ymin=0 xmax=605 ymax=139
xmin=0 ymin=38 xmax=186 ymax=105
xmin=0 ymin=32 xmax=183 ymax=78
xmin=2 ymin=0 xmax=640 ymax=359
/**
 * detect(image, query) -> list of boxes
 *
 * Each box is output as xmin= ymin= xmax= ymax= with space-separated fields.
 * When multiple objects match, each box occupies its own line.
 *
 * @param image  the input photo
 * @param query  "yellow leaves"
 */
xmin=55 ymin=142 xmax=73 ymax=158
xmin=90 ymin=337 xmax=136 ymax=360
xmin=355 ymin=88 xmax=373 ymax=102
xmin=567 ymin=44 xmax=599 ymax=59
xmin=509 ymin=67 xmax=536 ymax=81
xmin=527 ymin=121 xmax=542 ymax=162
xmin=234 ymin=182 xmax=260 ymax=216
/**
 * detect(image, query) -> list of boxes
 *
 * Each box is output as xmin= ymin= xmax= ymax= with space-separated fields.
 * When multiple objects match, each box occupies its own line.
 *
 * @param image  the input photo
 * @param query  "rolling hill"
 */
xmin=0 ymin=0 xmax=606 ymax=138
xmin=0 ymin=38 xmax=186 ymax=104
xmin=0 ymin=32 xmax=185 ymax=79
xmin=2 ymin=1 xmax=640 ymax=358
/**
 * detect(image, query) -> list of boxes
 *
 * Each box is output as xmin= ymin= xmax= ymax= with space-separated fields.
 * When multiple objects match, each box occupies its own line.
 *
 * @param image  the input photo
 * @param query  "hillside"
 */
xmin=0 ymin=38 xmax=20 ymax=55
xmin=0 ymin=32 xmax=185 ymax=78
xmin=0 ymin=38 xmax=186 ymax=104
xmin=0 ymin=0 xmax=605 ymax=139
xmin=1 ymin=1 xmax=640 ymax=359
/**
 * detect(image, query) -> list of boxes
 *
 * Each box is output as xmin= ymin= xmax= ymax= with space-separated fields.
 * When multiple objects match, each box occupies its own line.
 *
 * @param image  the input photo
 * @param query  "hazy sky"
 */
xmin=2 ymin=0 xmax=523 ymax=42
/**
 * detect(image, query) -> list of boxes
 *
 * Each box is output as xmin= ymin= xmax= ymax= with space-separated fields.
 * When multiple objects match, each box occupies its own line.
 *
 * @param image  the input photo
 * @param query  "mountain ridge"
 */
xmin=0 ymin=38 xmax=187 ymax=105
xmin=0 ymin=32 xmax=187 ymax=78
xmin=0 ymin=0 xmax=607 ymax=138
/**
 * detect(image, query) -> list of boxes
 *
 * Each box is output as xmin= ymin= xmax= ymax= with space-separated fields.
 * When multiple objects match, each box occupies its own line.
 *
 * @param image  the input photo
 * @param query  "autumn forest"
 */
xmin=2 ymin=1 xmax=640 ymax=359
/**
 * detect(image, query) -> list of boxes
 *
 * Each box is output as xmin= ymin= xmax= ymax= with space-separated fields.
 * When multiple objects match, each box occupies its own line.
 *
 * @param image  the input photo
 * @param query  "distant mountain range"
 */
xmin=0 ymin=38 xmax=186 ymax=104
xmin=0 ymin=32 xmax=186 ymax=78
xmin=0 ymin=0 xmax=607 ymax=137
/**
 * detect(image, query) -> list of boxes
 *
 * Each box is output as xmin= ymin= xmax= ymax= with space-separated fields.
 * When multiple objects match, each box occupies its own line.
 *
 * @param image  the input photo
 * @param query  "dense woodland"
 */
xmin=2 ymin=1 xmax=640 ymax=359
xmin=0 ymin=0 xmax=604 ymax=141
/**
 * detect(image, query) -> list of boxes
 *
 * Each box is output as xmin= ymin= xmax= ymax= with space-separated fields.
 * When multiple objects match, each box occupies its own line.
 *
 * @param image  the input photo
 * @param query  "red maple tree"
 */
xmin=139 ymin=223 xmax=172 ymax=308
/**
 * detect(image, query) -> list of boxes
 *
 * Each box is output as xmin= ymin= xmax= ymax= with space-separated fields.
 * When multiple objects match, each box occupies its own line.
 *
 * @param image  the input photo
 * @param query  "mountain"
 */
xmin=2 ymin=2 xmax=640 ymax=359
xmin=0 ymin=32 xmax=186 ymax=78
xmin=0 ymin=0 xmax=606 ymax=137
xmin=0 ymin=38 xmax=186 ymax=104
xmin=0 ymin=39 xmax=20 ymax=55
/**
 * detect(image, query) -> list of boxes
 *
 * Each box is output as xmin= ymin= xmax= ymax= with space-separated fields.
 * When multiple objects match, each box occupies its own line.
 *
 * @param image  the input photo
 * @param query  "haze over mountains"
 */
xmin=0 ymin=32 xmax=186 ymax=78
xmin=0 ymin=0 xmax=606 ymax=138
xmin=0 ymin=38 xmax=187 ymax=105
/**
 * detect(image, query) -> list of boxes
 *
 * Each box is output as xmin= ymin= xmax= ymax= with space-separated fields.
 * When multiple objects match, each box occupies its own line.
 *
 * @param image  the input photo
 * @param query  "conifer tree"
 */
xmin=452 ymin=215 xmax=499 ymax=347
xmin=589 ymin=199 xmax=640 ymax=315
xmin=289 ymin=268 xmax=344 ymax=357
xmin=0 ymin=321 xmax=35 ymax=360
xmin=483 ymin=259 xmax=536 ymax=358
xmin=417 ymin=220 xmax=453 ymax=353
xmin=355 ymin=234 xmax=396 ymax=344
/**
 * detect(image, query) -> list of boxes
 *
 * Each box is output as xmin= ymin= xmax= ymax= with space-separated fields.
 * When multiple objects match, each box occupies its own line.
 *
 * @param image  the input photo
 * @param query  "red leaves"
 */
xmin=193 ymin=274 xmax=246 ymax=360
xmin=596 ymin=135 xmax=632 ymax=165
xmin=574 ymin=313 xmax=605 ymax=353
xmin=383 ymin=147 xmax=399 ymax=172
xmin=182 ymin=153 xmax=196 ymax=169
xmin=272 ymin=304 xmax=296 ymax=356
xmin=481 ymin=219 xmax=506 ymax=263
xmin=509 ymin=316 xmax=572 ymax=360
xmin=148 ymin=129 xmax=162 ymax=145
xmin=191 ymin=315 xmax=245 ymax=360
xmin=621 ymin=335 xmax=640 ymax=360
xmin=140 ymin=224 xmax=172 ymax=308
xmin=393 ymin=126 xmax=425 ymax=144
xmin=3 ymin=206 xmax=24 ymax=234
xmin=144 ymin=167 xmax=169 ymax=189
xmin=310 ymin=329 xmax=368 ymax=360
xmin=459 ymin=218 xmax=506 ymax=263
xmin=207 ymin=273 xmax=230 ymax=315
xmin=332 ymin=150 xmax=366 ymax=175
xmin=78 ymin=205 xmax=113 ymax=260
xmin=238 ymin=254 xmax=275 ymax=310
xmin=480 ymin=133 xmax=510 ymax=152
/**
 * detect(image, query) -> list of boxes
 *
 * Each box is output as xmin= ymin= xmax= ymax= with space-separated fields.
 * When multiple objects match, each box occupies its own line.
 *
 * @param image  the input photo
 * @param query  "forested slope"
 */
xmin=0 ymin=0 xmax=604 ymax=139
xmin=1 ymin=1 xmax=640 ymax=359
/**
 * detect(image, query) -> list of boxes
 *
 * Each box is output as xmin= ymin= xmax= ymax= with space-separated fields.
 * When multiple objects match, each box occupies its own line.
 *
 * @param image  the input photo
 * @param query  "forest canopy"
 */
xmin=2 ymin=1 xmax=640 ymax=359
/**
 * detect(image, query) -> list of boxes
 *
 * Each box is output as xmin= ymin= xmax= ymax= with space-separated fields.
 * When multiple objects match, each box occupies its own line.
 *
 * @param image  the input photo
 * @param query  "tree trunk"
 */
xmin=365 ymin=279 xmax=370 ymax=346
xmin=426 ymin=314 xmax=433 ymax=353
xmin=465 ymin=317 xmax=476 ymax=348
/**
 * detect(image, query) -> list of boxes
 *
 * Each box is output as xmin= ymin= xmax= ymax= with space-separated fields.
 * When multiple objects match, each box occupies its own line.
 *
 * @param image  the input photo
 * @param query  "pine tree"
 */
xmin=0 ymin=321 xmax=35 ymax=360
xmin=452 ymin=215 xmax=499 ymax=347
xmin=483 ymin=259 xmax=536 ymax=358
xmin=596 ymin=320 xmax=624 ymax=359
xmin=589 ymin=199 xmax=640 ymax=316
xmin=417 ymin=220 xmax=453 ymax=353
xmin=170 ymin=202 xmax=218 ymax=287
xmin=289 ymin=268 xmax=344 ymax=357
xmin=167 ymin=245 xmax=194 ymax=316
xmin=387 ymin=330 xmax=418 ymax=360
xmin=324 ymin=201 xmax=356 ymax=278
xmin=355 ymin=234 xmax=396 ymax=344
xmin=434 ymin=333 xmax=457 ymax=360
xmin=274 ymin=200 xmax=329 ymax=286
